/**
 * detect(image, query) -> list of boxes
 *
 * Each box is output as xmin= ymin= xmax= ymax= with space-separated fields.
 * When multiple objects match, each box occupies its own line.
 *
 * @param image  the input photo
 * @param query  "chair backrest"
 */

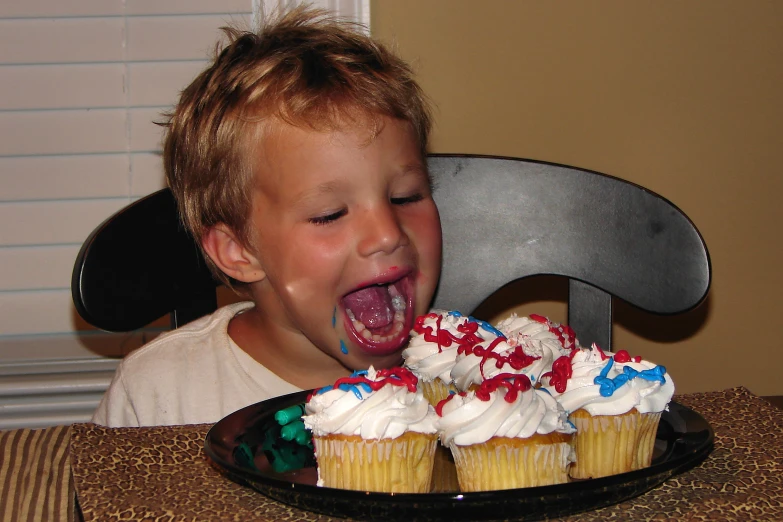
xmin=72 ymin=189 xmax=219 ymax=331
xmin=429 ymin=155 xmax=710 ymax=349
xmin=72 ymin=154 xmax=711 ymax=349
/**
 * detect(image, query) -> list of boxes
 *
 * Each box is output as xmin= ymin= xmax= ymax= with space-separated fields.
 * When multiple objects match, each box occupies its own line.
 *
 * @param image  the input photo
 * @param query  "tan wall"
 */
xmin=371 ymin=1 xmax=783 ymax=395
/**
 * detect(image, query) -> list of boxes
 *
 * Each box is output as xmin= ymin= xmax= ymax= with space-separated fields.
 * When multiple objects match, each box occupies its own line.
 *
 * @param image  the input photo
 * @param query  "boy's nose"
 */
xmin=357 ymin=205 xmax=408 ymax=257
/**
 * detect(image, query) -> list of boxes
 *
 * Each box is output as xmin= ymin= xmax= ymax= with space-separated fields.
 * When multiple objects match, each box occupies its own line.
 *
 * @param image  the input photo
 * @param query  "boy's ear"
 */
xmin=201 ymin=224 xmax=266 ymax=283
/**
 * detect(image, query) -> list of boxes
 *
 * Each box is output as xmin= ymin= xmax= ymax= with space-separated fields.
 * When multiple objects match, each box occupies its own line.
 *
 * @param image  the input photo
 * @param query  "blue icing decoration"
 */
xmin=470 ymin=316 xmax=506 ymax=338
xmin=593 ymin=359 xmax=667 ymax=397
xmin=315 ymin=369 xmax=371 ymax=399
xmin=446 ymin=310 xmax=506 ymax=339
xmin=332 ymin=307 xmax=337 ymax=328
xmin=340 ymin=339 xmax=348 ymax=355
xmin=337 ymin=381 xmax=372 ymax=399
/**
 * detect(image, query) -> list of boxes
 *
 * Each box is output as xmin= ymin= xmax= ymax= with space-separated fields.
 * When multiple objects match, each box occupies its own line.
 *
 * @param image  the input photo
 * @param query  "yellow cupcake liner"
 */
xmin=449 ymin=435 xmax=573 ymax=492
xmin=568 ymin=409 xmax=662 ymax=479
xmin=313 ymin=431 xmax=437 ymax=493
xmin=430 ymin=444 xmax=460 ymax=493
xmin=420 ymin=379 xmax=457 ymax=408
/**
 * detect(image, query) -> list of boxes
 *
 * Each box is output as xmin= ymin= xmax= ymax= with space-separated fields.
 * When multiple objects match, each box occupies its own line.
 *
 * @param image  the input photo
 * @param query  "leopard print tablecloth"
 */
xmin=70 ymin=387 xmax=783 ymax=521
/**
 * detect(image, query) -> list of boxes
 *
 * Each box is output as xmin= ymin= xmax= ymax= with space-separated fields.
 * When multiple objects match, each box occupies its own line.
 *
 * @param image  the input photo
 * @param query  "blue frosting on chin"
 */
xmin=593 ymin=358 xmax=667 ymax=398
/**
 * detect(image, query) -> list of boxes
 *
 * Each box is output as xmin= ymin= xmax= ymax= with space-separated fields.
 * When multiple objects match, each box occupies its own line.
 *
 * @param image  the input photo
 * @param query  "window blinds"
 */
xmin=0 ymin=0 xmax=254 ymax=429
xmin=0 ymin=0 xmax=369 ymax=430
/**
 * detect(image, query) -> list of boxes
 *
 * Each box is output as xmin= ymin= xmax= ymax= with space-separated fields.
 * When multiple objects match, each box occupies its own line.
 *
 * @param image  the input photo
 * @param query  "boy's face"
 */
xmin=248 ymin=115 xmax=442 ymax=371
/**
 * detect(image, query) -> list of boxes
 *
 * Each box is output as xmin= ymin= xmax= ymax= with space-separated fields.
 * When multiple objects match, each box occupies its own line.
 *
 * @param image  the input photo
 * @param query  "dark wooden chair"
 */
xmin=71 ymin=188 xmax=219 ymax=332
xmin=72 ymin=154 xmax=711 ymax=350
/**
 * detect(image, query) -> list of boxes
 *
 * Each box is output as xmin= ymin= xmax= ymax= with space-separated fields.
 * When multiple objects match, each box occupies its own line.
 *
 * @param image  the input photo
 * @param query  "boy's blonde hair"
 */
xmin=162 ymin=6 xmax=432 ymax=287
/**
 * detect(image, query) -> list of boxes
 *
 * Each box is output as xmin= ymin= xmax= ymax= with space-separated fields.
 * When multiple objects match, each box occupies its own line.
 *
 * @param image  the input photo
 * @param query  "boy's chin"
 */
xmin=339 ymin=336 xmax=407 ymax=370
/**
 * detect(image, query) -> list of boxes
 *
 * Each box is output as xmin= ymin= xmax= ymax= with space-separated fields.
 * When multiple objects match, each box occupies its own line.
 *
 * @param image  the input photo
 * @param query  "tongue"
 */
xmin=343 ymin=286 xmax=393 ymax=329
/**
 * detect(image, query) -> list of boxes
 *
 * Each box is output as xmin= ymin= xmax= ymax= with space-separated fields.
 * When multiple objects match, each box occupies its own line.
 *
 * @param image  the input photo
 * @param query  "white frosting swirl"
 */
xmin=303 ymin=366 xmax=437 ymax=439
xmin=402 ymin=310 xmax=495 ymax=385
xmin=435 ymin=379 xmax=575 ymax=446
xmin=450 ymin=332 xmax=566 ymax=390
xmin=541 ymin=346 xmax=675 ymax=416
xmin=495 ymin=313 xmax=579 ymax=351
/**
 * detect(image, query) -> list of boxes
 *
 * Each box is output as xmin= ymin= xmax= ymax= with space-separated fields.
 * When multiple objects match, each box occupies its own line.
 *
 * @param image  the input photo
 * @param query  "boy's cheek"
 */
xmin=411 ymin=207 xmax=443 ymax=257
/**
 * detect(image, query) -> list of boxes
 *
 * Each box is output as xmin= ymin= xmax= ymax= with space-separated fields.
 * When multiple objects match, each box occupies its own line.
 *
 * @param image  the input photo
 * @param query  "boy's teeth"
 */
xmin=345 ymin=297 xmax=407 ymax=344
xmin=391 ymin=294 xmax=405 ymax=312
xmin=389 ymin=285 xmax=406 ymax=312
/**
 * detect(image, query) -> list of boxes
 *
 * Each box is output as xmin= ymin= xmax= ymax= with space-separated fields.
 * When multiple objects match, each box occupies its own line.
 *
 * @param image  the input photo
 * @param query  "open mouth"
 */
xmin=341 ymin=276 xmax=414 ymax=355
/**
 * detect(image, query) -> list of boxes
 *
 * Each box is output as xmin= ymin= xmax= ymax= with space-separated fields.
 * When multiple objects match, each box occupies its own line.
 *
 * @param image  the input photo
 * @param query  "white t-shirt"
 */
xmin=91 ymin=301 xmax=302 ymax=427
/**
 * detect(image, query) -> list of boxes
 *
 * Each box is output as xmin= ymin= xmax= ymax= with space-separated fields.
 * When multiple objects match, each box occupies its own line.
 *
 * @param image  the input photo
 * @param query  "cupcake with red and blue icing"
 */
xmin=402 ymin=310 xmax=501 ymax=406
xmin=541 ymin=344 xmax=674 ymax=479
xmin=302 ymin=366 xmax=438 ymax=493
xmin=495 ymin=312 xmax=579 ymax=352
xmin=450 ymin=313 xmax=578 ymax=391
xmin=435 ymin=373 xmax=575 ymax=491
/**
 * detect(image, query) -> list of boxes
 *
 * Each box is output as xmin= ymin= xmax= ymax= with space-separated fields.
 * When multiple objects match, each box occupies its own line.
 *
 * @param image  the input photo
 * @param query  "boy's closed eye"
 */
xmin=309 ymin=208 xmax=347 ymax=226
xmin=308 ymin=193 xmax=425 ymax=226
xmin=390 ymin=193 xmax=424 ymax=206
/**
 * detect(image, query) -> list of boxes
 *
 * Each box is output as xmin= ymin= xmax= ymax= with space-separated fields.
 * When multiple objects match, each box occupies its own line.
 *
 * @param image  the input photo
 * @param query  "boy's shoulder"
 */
xmin=121 ymin=301 xmax=254 ymax=369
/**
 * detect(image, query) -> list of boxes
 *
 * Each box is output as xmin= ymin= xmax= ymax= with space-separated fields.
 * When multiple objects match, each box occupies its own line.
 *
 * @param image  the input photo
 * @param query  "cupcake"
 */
xmin=435 ymin=373 xmax=575 ymax=491
xmin=302 ymin=366 xmax=438 ymax=493
xmin=449 ymin=313 xmax=578 ymax=392
xmin=541 ymin=345 xmax=674 ymax=479
xmin=450 ymin=324 xmax=569 ymax=393
xmin=402 ymin=310 xmax=500 ymax=406
xmin=495 ymin=312 xmax=580 ymax=352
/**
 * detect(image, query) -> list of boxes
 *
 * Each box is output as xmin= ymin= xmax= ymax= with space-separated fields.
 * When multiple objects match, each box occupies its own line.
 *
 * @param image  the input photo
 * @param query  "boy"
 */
xmin=91 ymin=7 xmax=442 ymax=427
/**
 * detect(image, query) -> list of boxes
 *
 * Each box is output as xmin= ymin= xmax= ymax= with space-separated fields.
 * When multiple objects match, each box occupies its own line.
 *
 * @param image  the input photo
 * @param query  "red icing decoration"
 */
xmin=413 ymin=313 xmax=486 ymax=353
xmin=475 ymin=373 xmax=532 ymax=403
xmin=536 ymin=346 xmax=645 ymax=398
xmin=330 ymin=366 xmax=419 ymax=394
xmin=435 ymin=394 xmax=460 ymax=417
xmin=458 ymin=337 xmax=541 ymax=380
xmin=613 ymin=349 xmax=642 ymax=364
xmin=436 ymin=374 xmax=533 ymax=416
xmin=593 ymin=344 xmax=612 ymax=361
xmin=530 ymin=313 xmax=577 ymax=348
xmin=541 ymin=355 xmax=573 ymax=394
xmin=530 ymin=314 xmax=548 ymax=324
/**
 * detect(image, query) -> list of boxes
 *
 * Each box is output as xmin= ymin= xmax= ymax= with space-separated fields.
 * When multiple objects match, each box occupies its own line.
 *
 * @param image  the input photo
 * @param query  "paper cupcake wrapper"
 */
xmin=568 ymin=409 xmax=662 ymax=479
xmin=430 ymin=444 xmax=460 ymax=493
xmin=420 ymin=379 xmax=457 ymax=408
xmin=448 ymin=436 xmax=573 ymax=492
xmin=313 ymin=432 xmax=437 ymax=493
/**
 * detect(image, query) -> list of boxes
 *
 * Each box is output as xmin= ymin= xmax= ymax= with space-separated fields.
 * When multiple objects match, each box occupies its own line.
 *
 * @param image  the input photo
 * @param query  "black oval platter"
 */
xmin=204 ymin=390 xmax=713 ymax=521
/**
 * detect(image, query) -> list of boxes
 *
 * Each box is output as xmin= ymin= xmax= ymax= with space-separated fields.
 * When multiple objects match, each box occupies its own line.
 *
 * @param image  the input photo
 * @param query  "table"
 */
xmin=4 ymin=387 xmax=783 ymax=521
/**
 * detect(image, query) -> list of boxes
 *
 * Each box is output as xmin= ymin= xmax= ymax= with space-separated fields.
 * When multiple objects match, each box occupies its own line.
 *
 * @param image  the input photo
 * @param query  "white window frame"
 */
xmin=254 ymin=0 xmax=370 ymax=29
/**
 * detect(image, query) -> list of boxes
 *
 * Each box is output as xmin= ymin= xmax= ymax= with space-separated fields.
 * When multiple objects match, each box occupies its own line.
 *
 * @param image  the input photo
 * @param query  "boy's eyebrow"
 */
xmin=289 ymin=162 xmax=429 ymax=206
xmin=289 ymin=181 xmax=342 ymax=206
xmin=400 ymin=162 xmax=427 ymax=176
